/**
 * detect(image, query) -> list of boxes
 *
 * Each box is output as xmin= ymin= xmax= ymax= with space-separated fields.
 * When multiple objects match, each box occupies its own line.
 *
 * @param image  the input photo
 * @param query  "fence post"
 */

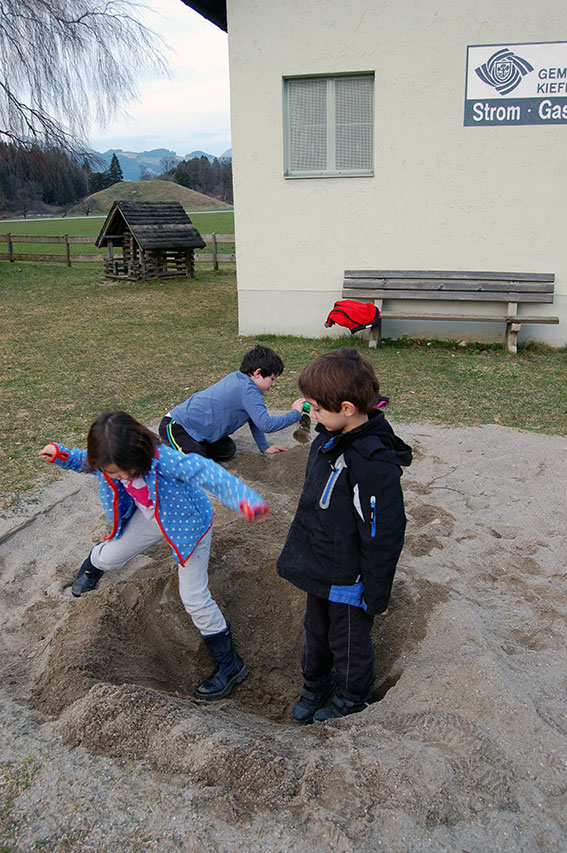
xmin=64 ymin=234 xmax=71 ymax=267
xmin=7 ymin=233 xmax=14 ymax=262
xmin=211 ymin=232 xmax=218 ymax=271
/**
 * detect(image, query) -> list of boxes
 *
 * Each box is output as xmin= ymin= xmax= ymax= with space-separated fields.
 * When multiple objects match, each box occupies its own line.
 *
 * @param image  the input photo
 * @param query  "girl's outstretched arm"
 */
xmin=167 ymin=450 xmax=269 ymax=522
xmin=38 ymin=443 xmax=87 ymax=473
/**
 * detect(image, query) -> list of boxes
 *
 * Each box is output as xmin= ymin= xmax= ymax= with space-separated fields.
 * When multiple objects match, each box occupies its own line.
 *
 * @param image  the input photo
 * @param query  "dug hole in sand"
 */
xmin=0 ymin=419 xmax=566 ymax=851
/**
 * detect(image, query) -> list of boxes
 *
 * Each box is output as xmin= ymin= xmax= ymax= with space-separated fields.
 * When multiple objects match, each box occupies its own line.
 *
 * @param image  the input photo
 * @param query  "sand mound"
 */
xmin=0 ymin=422 xmax=566 ymax=850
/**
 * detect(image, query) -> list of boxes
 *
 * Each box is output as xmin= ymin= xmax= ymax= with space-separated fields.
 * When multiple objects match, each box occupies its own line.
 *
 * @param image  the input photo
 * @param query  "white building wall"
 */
xmin=226 ymin=0 xmax=566 ymax=345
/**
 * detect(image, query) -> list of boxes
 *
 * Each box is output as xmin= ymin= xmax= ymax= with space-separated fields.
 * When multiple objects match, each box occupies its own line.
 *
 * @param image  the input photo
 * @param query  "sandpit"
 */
xmin=0 ymin=420 xmax=565 ymax=851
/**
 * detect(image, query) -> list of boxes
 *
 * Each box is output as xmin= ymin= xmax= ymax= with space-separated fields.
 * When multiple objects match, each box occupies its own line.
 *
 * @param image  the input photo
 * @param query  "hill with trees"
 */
xmin=89 ymin=152 xmax=233 ymax=202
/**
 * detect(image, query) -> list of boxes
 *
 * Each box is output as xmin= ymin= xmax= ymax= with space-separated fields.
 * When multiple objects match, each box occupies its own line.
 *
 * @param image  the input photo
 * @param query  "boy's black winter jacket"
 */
xmin=277 ymin=411 xmax=412 ymax=615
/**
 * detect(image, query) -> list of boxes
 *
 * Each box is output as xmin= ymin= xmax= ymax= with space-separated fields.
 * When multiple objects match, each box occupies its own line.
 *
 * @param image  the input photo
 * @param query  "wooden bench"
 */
xmin=342 ymin=270 xmax=559 ymax=354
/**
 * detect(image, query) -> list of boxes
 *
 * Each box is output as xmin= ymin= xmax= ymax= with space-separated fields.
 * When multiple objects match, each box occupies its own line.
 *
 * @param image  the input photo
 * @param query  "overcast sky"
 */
xmin=87 ymin=0 xmax=231 ymax=157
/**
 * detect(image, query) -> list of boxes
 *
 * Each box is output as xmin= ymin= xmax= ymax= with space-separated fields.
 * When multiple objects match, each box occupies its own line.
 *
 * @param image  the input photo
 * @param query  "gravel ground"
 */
xmin=1 ymin=420 xmax=566 ymax=852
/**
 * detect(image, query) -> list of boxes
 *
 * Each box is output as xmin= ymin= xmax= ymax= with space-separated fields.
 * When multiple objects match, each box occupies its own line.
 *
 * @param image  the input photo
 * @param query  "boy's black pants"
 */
xmin=302 ymin=593 xmax=375 ymax=697
xmin=159 ymin=416 xmax=236 ymax=462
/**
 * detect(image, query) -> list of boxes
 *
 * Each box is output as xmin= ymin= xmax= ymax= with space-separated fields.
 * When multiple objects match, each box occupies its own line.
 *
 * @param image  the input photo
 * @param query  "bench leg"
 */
xmin=505 ymin=322 xmax=521 ymax=355
xmin=369 ymin=300 xmax=383 ymax=348
xmin=505 ymin=302 xmax=520 ymax=354
xmin=369 ymin=318 xmax=382 ymax=348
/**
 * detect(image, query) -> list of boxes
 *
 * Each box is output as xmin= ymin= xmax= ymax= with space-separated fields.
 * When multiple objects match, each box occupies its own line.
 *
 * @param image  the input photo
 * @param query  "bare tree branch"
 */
xmin=0 ymin=0 xmax=168 ymax=155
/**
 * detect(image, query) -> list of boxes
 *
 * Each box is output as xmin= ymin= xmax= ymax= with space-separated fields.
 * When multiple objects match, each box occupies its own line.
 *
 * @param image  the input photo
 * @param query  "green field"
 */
xmin=0 ymin=211 xmax=235 ymax=257
xmin=0 ymin=216 xmax=107 ymax=236
xmin=1 ymin=256 xmax=566 ymax=510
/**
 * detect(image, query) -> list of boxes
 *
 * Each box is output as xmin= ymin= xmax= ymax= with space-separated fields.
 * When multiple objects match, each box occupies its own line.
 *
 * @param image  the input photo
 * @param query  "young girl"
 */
xmin=39 ymin=411 xmax=269 ymax=702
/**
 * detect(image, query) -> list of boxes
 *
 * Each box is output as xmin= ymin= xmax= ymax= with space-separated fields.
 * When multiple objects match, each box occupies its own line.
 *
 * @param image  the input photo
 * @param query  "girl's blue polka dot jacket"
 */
xmin=50 ymin=442 xmax=267 ymax=565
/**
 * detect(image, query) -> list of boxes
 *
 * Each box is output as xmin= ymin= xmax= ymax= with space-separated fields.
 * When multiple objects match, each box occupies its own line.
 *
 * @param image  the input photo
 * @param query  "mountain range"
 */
xmin=92 ymin=147 xmax=232 ymax=182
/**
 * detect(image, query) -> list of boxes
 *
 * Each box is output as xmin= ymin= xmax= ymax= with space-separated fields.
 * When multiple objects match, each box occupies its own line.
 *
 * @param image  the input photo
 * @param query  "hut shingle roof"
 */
xmin=96 ymin=201 xmax=206 ymax=250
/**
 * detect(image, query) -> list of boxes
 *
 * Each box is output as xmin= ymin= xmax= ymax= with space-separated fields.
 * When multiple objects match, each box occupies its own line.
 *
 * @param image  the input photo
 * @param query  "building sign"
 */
xmin=465 ymin=42 xmax=567 ymax=126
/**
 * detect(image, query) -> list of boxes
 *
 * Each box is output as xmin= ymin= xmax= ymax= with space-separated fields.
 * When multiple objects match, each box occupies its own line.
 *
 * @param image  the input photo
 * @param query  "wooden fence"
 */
xmin=0 ymin=233 xmax=235 ymax=269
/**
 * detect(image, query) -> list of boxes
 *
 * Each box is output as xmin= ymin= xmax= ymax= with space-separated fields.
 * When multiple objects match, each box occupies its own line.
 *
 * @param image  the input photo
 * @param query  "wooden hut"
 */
xmin=95 ymin=201 xmax=206 ymax=280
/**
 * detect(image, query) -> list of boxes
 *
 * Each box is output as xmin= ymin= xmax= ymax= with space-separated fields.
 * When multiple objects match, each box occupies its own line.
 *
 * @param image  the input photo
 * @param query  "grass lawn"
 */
xmin=1 ymin=260 xmax=566 ymax=510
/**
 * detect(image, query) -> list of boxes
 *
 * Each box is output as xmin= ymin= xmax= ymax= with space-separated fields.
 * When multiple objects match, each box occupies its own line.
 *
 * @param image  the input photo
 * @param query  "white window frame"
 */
xmin=283 ymin=73 xmax=374 ymax=179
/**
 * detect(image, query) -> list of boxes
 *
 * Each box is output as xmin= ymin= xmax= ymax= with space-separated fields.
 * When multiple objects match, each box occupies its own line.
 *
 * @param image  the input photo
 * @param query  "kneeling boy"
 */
xmin=160 ymin=345 xmax=304 ymax=461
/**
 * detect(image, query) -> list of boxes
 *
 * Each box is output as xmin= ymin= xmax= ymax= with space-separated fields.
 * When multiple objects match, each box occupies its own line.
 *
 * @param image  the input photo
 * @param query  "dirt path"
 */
xmin=1 ymin=420 xmax=565 ymax=851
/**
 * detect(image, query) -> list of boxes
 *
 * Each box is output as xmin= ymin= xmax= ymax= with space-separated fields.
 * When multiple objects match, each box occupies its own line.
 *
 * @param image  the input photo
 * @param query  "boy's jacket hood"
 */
xmin=316 ymin=409 xmax=412 ymax=468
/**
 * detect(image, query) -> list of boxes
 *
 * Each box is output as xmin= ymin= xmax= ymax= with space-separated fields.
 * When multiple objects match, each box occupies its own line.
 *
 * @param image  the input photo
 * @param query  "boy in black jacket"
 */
xmin=277 ymin=348 xmax=412 ymax=722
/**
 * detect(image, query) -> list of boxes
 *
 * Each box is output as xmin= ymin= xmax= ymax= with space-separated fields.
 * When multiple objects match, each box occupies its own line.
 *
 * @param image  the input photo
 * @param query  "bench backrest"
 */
xmin=343 ymin=271 xmax=555 ymax=303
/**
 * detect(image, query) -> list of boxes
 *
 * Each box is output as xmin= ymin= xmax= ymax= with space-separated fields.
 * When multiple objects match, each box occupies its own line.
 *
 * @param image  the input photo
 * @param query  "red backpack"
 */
xmin=325 ymin=299 xmax=380 ymax=334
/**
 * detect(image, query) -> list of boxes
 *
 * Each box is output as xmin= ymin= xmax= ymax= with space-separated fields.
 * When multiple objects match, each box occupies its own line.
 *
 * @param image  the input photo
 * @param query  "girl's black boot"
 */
xmin=71 ymin=555 xmax=104 ymax=597
xmin=195 ymin=626 xmax=248 ymax=701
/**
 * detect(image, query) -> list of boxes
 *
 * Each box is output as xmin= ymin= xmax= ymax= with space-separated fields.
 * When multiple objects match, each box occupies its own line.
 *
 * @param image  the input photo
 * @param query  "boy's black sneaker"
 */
xmin=71 ymin=557 xmax=104 ymax=597
xmin=291 ymin=673 xmax=336 ymax=724
xmin=313 ymin=689 xmax=371 ymax=722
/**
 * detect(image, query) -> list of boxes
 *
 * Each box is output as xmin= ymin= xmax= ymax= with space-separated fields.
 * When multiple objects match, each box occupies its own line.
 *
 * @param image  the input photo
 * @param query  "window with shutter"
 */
xmin=283 ymin=74 xmax=374 ymax=178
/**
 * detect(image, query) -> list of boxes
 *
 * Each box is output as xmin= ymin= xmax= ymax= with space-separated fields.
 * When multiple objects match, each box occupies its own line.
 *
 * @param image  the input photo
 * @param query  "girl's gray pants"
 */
xmin=89 ymin=509 xmax=226 ymax=636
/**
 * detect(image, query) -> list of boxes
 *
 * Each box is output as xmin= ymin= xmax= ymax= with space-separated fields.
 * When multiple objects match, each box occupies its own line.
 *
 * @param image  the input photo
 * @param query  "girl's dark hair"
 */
xmin=298 ymin=348 xmax=380 ymax=414
xmin=240 ymin=345 xmax=284 ymax=377
xmin=87 ymin=411 xmax=160 ymax=475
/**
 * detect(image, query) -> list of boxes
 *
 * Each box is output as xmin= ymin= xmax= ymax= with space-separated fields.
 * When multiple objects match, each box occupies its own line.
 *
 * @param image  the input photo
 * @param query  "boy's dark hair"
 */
xmin=87 ymin=411 xmax=160 ymax=475
xmin=240 ymin=345 xmax=284 ymax=377
xmin=298 ymin=348 xmax=380 ymax=414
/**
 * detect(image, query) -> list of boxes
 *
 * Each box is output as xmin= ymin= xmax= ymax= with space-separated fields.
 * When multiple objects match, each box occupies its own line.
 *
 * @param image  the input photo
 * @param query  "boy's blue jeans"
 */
xmin=302 ymin=593 xmax=375 ymax=697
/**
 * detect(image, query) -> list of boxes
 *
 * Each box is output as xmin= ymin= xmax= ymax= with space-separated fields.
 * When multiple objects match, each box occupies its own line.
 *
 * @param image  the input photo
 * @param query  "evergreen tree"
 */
xmin=108 ymin=153 xmax=124 ymax=184
xmin=88 ymin=170 xmax=112 ymax=194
